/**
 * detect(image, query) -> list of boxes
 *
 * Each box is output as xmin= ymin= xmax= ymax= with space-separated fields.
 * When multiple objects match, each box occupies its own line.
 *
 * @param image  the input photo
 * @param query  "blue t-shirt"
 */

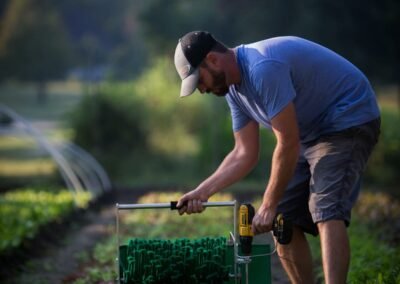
xmin=226 ymin=36 xmax=380 ymax=143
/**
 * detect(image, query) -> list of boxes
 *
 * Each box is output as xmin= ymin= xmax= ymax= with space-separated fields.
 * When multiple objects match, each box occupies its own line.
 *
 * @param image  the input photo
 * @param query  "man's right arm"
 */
xmin=177 ymin=120 xmax=259 ymax=214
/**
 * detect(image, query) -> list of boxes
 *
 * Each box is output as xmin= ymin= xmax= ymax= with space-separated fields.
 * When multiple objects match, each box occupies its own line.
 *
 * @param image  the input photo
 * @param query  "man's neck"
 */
xmin=226 ymin=48 xmax=241 ymax=85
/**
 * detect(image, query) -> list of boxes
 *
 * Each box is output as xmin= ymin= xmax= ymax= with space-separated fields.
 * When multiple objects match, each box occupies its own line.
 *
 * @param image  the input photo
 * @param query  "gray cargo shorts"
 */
xmin=277 ymin=118 xmax=380 ymax=235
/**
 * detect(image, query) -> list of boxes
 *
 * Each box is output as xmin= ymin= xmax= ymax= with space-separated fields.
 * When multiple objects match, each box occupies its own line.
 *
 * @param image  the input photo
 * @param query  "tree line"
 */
xmin=0 ymin=0 xmax=398 ymax=87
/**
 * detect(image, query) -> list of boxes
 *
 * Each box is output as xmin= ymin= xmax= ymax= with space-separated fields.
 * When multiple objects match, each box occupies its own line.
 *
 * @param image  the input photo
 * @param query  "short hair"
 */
xmin=199 ymin=40 xmax=228 ymax=68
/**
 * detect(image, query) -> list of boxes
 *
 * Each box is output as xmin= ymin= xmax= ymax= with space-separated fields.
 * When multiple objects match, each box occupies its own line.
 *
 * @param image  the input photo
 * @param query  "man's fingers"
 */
xmin=182 ymin=200 xmax=196 ymax=214
xmin=177 ymin=199 xmax=206 ymax=215
xmin=252 ymin=214 xmax=272 ymax=235
xmin=252 ymin=219 xmax=261 ymax=235
xmin=177 ymin=195 xmax=188 ymax=215
xmin=251 ymin=221 xmax=257 ymax=235
xmin=198 ymin=200 xmax=204 ymax=212
xmin=253 ymin=223 xmax=265 ymax=235
xmin=192 ymin=199 xmax=205 ymax=213
xmin=186 ymin=200 xmax=193 ymax=214
xmin=252 ymin=215 xmax=259 ymax=232
xmin=177 ymin=197 xmax=187 ymax=208
xmin=178 ymin=206 xmax=187 ymax=215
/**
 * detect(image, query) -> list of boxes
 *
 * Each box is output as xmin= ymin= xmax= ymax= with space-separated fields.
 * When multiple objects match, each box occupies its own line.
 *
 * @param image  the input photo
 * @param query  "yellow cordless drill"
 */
xmin=239 ymin=203 xmax=255 ymax=255
xmin=239 ymin=203 xmax=293 ymax=255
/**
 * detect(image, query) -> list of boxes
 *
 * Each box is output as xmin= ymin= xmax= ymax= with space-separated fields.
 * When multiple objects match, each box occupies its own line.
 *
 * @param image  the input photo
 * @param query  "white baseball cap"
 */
xmin=174 ymin=31 xmax=217 ymax=97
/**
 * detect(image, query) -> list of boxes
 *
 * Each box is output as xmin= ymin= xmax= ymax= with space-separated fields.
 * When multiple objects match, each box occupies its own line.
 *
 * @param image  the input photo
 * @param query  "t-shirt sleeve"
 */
xmin=251 ymin=60 xmax=296 ymax=119
xmin=225 ymin=94 xmax=251 ymax=132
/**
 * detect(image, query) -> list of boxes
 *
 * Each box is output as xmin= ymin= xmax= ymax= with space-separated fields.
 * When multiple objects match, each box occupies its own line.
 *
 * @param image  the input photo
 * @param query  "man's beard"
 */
xmin=207 ymin=68 xmax=229 ymax=97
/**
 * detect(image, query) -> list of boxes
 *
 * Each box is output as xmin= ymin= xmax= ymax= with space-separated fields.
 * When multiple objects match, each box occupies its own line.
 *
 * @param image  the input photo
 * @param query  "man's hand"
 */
xmin=177 ymin=189 xmax=209 ymax=215
xmin=252 ymin=204 xmax=277 ymax=235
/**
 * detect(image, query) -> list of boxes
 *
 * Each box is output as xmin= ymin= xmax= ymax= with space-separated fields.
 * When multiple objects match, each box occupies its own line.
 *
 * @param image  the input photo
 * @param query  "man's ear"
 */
xmin=205 ymin=52 xmax=219 ymax=68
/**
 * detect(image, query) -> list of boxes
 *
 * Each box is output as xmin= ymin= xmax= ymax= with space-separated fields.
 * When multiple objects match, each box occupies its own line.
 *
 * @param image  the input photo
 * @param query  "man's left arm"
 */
xmin=252 ymin=101 xmax=300 ymax=234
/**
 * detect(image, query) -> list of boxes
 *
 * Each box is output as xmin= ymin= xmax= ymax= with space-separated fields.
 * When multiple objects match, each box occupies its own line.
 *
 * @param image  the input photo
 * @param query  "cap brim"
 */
xmin=180 ymin=68 xmax=199 ymax=98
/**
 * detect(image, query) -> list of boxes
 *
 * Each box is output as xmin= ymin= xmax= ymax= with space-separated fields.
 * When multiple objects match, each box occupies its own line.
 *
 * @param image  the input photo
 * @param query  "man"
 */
xmin=174 ymin=31 xmax=380 ymax=283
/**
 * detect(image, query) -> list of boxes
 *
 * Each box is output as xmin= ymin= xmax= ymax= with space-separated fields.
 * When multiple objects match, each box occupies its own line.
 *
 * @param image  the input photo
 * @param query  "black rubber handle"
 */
xmin=170 ymin=200 xmax=188 ymax=210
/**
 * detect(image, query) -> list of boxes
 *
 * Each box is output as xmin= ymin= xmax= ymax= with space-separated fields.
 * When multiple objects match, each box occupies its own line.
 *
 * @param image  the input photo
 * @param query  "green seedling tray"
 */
xmin=119 ymin=240 xmax=271 ymax=284
xmin=119 ymin=237 xmax=231 ymax=283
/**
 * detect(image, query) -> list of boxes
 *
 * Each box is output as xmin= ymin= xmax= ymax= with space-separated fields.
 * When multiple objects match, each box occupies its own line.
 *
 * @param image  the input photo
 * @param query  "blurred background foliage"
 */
xmin=0 ymin=0 xmax=399 ymax=190
xmin=1 ymin=0 xmax=399 ymax=84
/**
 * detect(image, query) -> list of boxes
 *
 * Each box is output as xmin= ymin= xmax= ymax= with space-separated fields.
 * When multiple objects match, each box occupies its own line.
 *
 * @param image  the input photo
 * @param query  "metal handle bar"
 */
xmin=116 ymin=201 xmax=236 ymax=210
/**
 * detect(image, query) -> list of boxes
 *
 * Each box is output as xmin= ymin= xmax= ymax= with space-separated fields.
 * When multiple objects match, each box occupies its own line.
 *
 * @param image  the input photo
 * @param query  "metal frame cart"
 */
xmin=116 ymin=201 xmax=272 ymax=284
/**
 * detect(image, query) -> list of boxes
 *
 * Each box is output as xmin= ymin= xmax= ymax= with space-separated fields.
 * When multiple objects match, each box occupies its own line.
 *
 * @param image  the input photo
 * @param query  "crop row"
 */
xmin=0 ymin=188 xmax=91 ymax=253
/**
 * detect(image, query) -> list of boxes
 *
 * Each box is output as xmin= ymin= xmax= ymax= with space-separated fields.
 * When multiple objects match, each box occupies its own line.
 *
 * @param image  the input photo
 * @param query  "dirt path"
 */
xmin=6 ymin=206 xmax=116 ymax=284
xmin=4 ymin=189 xmax=290 ymax=284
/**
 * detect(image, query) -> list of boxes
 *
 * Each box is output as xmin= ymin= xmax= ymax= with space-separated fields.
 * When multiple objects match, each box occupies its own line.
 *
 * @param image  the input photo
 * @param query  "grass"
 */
xmin=0 ymin=136 xmax=56 ymax=174
xmin=0 ymin=136 xmax=37 ymax=150
xmin=0 ymin=158 xmax=55 ymax=176
xmin=0 ymin=136 xmax=59 ymax=186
